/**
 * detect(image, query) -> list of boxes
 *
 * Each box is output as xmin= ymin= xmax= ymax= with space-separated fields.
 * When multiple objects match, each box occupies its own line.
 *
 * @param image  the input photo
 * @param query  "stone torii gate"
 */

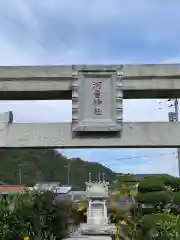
xmin=1 ymin=63 xmax=180 ymax=239
xmin=0 ymin=64 xmax=180 ymax=149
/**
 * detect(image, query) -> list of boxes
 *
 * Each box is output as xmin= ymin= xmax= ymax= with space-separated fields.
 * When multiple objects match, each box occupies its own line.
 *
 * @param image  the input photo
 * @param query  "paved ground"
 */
xmin=64 ymin=237 xmax=112 ymax=240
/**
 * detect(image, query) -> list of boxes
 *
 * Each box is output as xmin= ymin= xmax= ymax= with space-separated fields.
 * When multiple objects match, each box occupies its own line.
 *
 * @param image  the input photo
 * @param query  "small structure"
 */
xmin=0 ymin=185 xmax=26 ymax=199
xmin=86 ymin=181 xmax=109 ymax=225
xmin=32 ymin=182 xmax=73 ymax=194
xmin=33 ymin=182 xmax=61 ymax=191
xmin=65 ymin=180 xmax=116 ymax=239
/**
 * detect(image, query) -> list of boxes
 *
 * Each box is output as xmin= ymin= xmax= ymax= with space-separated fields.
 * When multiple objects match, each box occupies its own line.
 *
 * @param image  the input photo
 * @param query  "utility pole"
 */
xmin=175 ymin=99 xmax=180 ymax=178
xmin=19 ymin=166 xmax=22 ymax=185
xmin=168 ymin=99 xmax=180 ymax=177
xmin=102 ymin=172 xmax=105 ymax=182
xmin=64 ymin=162 xmax=71 ymax=185
xmin=175 ymin=99 xmax=179 ymax=122
xmin=98 ymin=172 xmax=101 ymax=182
xmin=89 ymin=173 xmax=92 ymax=182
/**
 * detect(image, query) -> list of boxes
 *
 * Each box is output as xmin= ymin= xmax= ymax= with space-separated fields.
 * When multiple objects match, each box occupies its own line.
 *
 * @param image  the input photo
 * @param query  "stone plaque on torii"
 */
xmin=72 ymin=65 xmax=123 ymax=133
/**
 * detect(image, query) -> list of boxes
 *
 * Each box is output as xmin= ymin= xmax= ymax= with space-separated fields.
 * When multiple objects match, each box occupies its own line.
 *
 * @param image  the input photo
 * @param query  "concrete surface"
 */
xmin=0 ymin=64 xmax=180 ymax=99
xmin=0 ymin=111 xmax=13 ymax=123
xmin=79 ymin=224 xmax=116 ymax=235
xmin=0 ymin=122 xmax=179 ymax=147
xmin=64 ymin=236 xmax=112 ymax=239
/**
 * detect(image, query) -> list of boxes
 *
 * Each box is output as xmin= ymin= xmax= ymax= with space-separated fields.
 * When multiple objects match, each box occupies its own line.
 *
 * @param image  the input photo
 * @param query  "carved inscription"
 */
xmin=92 ymin=80 xmax=103 ymax=116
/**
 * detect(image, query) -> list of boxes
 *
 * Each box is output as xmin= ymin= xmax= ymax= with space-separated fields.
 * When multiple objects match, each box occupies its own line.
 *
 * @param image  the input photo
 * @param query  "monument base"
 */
xmin=79 ymin=223 xmax=116 ymax=235
xmin=64 ymin=236 xmax=112 ymax=240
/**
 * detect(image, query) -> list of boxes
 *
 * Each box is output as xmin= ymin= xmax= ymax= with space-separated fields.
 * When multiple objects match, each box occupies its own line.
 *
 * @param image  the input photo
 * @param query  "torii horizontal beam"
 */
xmin=0 ymin=64 xmax=180 ymax=100
xmin=0 ymin=119 xmax=179 ymax=148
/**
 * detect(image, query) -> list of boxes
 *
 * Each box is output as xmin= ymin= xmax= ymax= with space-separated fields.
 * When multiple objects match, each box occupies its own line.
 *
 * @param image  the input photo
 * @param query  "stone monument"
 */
xmin=64 ymin=179 xmax=116 ymax=240
xmin=86 ymin=181 xmax=109 ymax=225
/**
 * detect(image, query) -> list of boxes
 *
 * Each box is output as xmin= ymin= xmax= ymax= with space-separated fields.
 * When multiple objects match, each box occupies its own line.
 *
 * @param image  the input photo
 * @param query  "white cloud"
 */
xmin=163 ymin=57 xmax=180 ymax=64
xmin=0 ymin=98 xmax=171 ymax=124
xmin=0 ymin=0 xmax=180 ymax=175
xmin=1 ymin=0 xmax=180 ymax=65
xmin=60 ymin=149 xmax=178 ymax=176
xmin=119 ymin=154 xmax=178 ymax=176
xmin=0 ymin=101 xmax=71 ymax=123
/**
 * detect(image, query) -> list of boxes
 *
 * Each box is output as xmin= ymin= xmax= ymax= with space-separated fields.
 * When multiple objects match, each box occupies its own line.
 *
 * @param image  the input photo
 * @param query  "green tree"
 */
xmin=0 ymin=190 xmax=80 ymax=239
xmin=136 ymin=213 xmax=180 ymax=240
xmin=152 ymin=174 xmax=180 ymax=192
xmin=134 ymin=175 xmax=180 ymax=239
xmin=114 ymin=174 xmax=137 ymax=200
xmin=136 ymin=176 xmax=173 ymax=212
xmin=0 ymin=149 xmax=116 ymax=188
xmin=109 ymin=174 xmax=138 ymax=239
xmin=111 ymin=174 xmax=180 ymax=239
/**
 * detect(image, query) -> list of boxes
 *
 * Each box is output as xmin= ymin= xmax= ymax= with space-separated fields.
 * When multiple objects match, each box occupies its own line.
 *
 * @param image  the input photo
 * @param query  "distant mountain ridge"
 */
xmin=0 ymin=149 xmax=171 ymax=189
xmin=116 ymin=173 xmax=174 ymax=182
xmin=0 ymin=149 xmax=116 ymax=188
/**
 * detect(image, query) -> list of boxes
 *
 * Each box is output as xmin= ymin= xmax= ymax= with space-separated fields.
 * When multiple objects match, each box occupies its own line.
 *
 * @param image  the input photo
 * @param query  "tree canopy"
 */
xmin=0 ymin=149 xmax=116 ymax=188
xmin=112 ymin=173 xmax=180 ymax=239
xmin=0 ymin=190 xmax=80 ymax=239
xmin=136 ymin=175 xmax=174 ymax=210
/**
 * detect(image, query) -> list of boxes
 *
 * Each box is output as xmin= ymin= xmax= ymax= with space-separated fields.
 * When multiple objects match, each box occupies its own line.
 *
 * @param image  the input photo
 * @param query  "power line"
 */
xmin=60 ymin=148 xmax=177 ymax=170
xmin=60 ymin=151 xmax=176 ymax=164
xmin=173 ymin=99 xmax=180 ymax=178
xmin=64 ymin=161 xmax=71 ymax=185
xmin=158 ymin=99 xmax=180 ymax=177
xmin=95 ymin=152 xmax=176 ymax=163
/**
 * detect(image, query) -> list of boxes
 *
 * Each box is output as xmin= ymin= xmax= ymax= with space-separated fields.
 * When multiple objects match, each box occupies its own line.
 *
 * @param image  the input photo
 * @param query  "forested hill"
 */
xmin=0 ymin=149 xmax=116 ymax=188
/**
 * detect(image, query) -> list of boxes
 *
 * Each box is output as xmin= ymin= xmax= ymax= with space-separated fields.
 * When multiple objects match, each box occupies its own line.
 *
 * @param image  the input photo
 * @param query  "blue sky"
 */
xmin=0 ymin=0 xmax=180 ymax=176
